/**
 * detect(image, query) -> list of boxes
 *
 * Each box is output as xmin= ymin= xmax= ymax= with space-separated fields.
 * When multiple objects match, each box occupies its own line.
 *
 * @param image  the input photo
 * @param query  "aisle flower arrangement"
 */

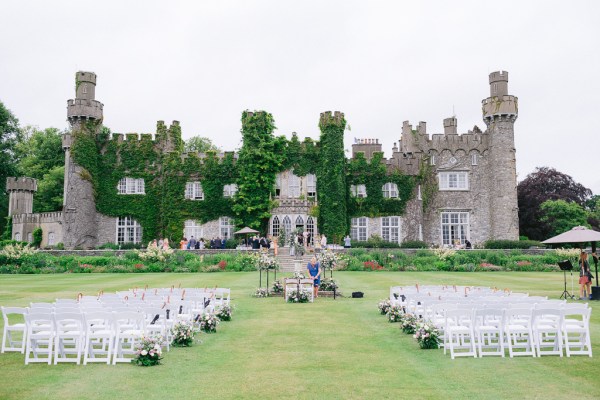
xmin=293 ymin=271 xmax=306 ymax=279
xmin=318 ymin=250 xmax=344 ymax=271
xmin=386 ymin=305 xmax=404 ymax=323
xmin=378 ymin=299 xmax=392 ymax=315
xmin=253 ymin=288 xmax=269 ymax=297
xmin=413 ymin=321 xmax=440 ymax=349
xmin=252 ymin=252 xmax=279 ymax=270
xmin=401 ymin=314 xmax=418 ymax=334
xmin=272 ymin=280 xmax=283 ymax=293
xmin=171 ymin=320 xmax=199 ymax=347
xmin=215 ymin=304 xmax=233 ymax=321
xmin=198 ymin=311 xmax=220 ymax=333
xmin=287 ymin=288 xmax=311 ymax=303
xmin=319 ymin=278 xmax=338 ymax=292
xmin=132 ymin=335 xmax=163 ymax=366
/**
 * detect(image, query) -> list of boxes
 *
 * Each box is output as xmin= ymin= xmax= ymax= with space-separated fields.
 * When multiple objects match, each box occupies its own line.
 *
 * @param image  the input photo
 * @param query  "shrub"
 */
xmin=484 ymin=240 xmax=545 ymax=249
xmin=32 ymin=228 xmax=43 ymax=248
xmin=0 ymin=240 xmax=29 ymax=249
xmin=400 ymin=240 xmax=428 ymax=249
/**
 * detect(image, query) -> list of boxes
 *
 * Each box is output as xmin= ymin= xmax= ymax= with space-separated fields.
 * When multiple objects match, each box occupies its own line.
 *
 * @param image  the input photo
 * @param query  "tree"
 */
xmin=184 ymin=136 xmax=219 ymax=153
xmin=518 ymin=167 xmax=592 ymax=240
xmin=0 ymin=101 xmax=21 ymax=235
xmin=540 ymin=199 xmax=589 ymax=237
xmin=34 ymin=166 xmax=65 ymax=212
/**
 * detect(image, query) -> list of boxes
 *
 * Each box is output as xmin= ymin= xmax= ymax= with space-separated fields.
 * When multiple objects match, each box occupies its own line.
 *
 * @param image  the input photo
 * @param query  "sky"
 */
xmin=1 ymin=1 xmax=599 ymax=192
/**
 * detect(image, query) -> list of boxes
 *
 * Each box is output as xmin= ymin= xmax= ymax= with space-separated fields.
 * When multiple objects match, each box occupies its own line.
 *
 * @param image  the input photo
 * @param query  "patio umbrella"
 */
xmin=542 ymin=226 xmax=600 ymax=297
xmin=234 ymin=227 xmax=260 ymax=247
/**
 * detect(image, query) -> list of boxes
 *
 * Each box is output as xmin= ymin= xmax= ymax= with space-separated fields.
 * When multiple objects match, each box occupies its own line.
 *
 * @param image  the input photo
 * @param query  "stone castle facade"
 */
xmin=7 ymin=70 xmax=518 ymax=248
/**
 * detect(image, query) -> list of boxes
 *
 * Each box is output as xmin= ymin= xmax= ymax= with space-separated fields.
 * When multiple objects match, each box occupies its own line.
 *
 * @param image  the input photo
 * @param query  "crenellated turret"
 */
xmin=6 ymin=177 xmax=37 ymax=216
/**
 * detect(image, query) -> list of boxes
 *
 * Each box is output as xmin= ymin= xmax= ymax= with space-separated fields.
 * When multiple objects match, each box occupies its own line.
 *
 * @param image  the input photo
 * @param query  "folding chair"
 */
xmin=532 ymin=308 xmax=563 ymax=357
xmin=474 ymin=308 xmax=504 ymax=357
xmin=112 ymin=311 xmax=145 ymax=364
xmin=54 ymin=312 xmax=85 ymax=364
xmin=1 ymin=306 xmax=28 ymax=353
xmin=563 ymin=307 xmax=592 ymax=357
xmin=25 ymin=313 xmax=54 ymax=365
xmin=83 ymin=311 xmax=114 ymax=365
xmin=504 ymin=308 xmax=536 ymax=357
xmin=445 ymin=308 xmax=477 ymax=359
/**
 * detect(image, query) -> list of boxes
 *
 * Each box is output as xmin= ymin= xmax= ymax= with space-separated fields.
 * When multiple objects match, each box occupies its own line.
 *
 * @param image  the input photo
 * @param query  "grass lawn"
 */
xmin=1 ymin=271 xmax=599 ymax=400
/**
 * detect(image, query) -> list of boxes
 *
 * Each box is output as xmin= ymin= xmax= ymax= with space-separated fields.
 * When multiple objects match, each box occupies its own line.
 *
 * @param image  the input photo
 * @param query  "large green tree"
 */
xmin=540 ymin=199 xmax=589 ymax=237
xmin=0 ymin=101 xmax=21 ymax=235
xmin=233 ymin=111 xmax=286 ymax=232
xmin=184 ymin=135 xmax=219 ymax=153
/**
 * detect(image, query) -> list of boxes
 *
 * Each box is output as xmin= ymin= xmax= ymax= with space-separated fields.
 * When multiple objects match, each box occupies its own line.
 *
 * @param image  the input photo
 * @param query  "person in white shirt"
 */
xmin=320 ymin=234 xmax=327 ymax=249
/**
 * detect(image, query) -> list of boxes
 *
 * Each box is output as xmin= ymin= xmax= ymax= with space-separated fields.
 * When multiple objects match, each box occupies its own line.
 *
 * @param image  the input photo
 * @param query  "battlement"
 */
xmin=443 ymin=117 xmax=457 ymax=134
xmin=6 ymin=177 xmax=37 ymax=192
xmin=319 ymin=111 xmax=345 ymax=126
xmin=181 ymin=151 xmax=238 ymax=163
xmin=76 ymin=71 xmax=96 ymax=85
xmin=12 ymin=211 xmax=62 ymax=225
xmin=489 ymin=70 xmax=508 ymax=83
xmin=67 ymin=98 xmax=104 ymax=121
xmin=482 ymin=95 xmax=518 ymax=121
xmin=429 ymin=133 xmax=486 ymax=149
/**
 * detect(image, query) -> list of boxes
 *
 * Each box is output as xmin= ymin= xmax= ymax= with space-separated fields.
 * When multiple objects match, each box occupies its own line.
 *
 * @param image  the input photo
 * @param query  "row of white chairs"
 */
xmin=284 ymin=279 xmax=314 ymax=302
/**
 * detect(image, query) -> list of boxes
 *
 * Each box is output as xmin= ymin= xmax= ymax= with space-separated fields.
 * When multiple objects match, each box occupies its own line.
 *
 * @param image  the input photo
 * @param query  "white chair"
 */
xmin=474 ymin=308 xmax=504 ymax=357
xmin=563 ymin=307 xmax=592 ymax=357
xmin=25 ymin=313 xmax=54 ymax=365
xmin=284 ymin=279 xmax=300 ymax=302
xmin=445 ymin=309 xmax=476 ymax=359
xmin=300 ymin=279 xmax=315 ymax=302
xmin=112 ymin=311 xmax=145 ymax=364
xmin=532 ymin=308 xmax=563 ymax=357
xmin=53 ymin=312 xmax=85 ymax=364
xmin=1 ymin=306 xmax=28 ymax=353
xmin=83 ymin=311 xmax=114 ymax=365
xmin=504 ymin=308 xmax=536 ymax=357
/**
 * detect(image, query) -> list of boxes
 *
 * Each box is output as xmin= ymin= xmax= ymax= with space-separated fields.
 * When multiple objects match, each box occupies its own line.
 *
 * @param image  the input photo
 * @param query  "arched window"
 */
xmin=14 ymin=232 xmax=21 ymax=241
xmin=306 ymin=217 xmax=315 ymax=237
xmin=295 ymin=215 xmax=304 ymax=230
xmin=184 ymin=220 xmax=203 ymax=240
xmin=272 ymin=216 xmax=280 ymax=237
xmin=282 ymin=216 xmax=292 ymax=233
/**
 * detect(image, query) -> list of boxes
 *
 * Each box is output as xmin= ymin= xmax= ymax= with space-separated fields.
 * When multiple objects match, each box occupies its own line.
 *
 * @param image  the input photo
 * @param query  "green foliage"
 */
xmin=351 ymin=235 xmax=401 ymax=248
xmin=484 ymin=240 xmax=545 ymax=249
xmin=184 ymin=135 xmax=219 ymax=153
xmin=400 ymin=240 xmax=429 ymax=249
xmin=0 ymin=101 xmax=21 ymax=235
xmin=32 ymin=227 xmax=43 ymax=247
xmin=540 ymin=199 xmax=589 ymax=236
xmin=233 ymin=111 xmax=286 ymax=231
xmin=34 ymin=166 xmax=64 ymax=212
xmin=317 ymin=113 xmax=347 ymax=241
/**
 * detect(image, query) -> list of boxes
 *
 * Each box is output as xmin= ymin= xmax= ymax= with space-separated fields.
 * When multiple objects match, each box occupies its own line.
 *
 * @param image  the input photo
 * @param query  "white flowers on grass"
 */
xmin=0 ymin=243 xmax=38 ymax=260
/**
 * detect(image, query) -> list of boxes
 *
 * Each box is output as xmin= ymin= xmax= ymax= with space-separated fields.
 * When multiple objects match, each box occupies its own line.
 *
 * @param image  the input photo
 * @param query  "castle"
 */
xmin=6 ymin=70 xmax=519 ymax=249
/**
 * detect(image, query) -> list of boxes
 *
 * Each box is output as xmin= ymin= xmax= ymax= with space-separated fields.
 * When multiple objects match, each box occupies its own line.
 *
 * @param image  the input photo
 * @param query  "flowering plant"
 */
xmin=197 ymin=311 xmax=220 ymax=333
xmin=287 ymin=288 xmax=311 ymax=303
xmin=413 ymin=321 xmax=440 ymax=349
xmin=318 ymin=250 xmax=343 ymax=270
xmin=0 ymin=243 xmax=38 ymax=260
xmin=364 ymin=261 xmax=384 ymax=271
xmin=319 ymin=278 xmax=338 ymax=292
xmin=401 ymin=314 xmax=418 ymax=334
xmin=555 ymin=248 xmax=580 ymax=259
xmin=378 ymin=299 xmax=392 ymax=315
xmin=272 ymin=280 xmax=284 ymax=293
xmin=433 ymin=247 xmax=456 ymax=260
xmin=386 ymin=305 xmax=404 ymax=323
xmin=135 ymin=243 xmax=173 ymax=262
xmin=215 ymin=304 xmax=233 ymax=321
xmin=293 ymin=271 xmax=306 ymax=279
xmin=132 ymin=335 xmax=163 ymax=366
xmin=253 ymin=288 xmax=269 ymax=298
xmin=171 ymin=320 xmax=199 ymax=347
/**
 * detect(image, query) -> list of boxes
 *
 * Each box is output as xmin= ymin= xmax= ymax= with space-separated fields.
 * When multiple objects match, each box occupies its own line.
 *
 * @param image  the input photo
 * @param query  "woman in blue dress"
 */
xmin=307 ymin=256 xmax=321 ymax=298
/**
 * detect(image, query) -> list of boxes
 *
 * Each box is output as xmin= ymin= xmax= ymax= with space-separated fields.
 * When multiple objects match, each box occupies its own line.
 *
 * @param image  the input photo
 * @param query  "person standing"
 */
xmin=579 ymin=251 xmax=591 ymax=300
xmin=180 ymin=237 xmax=188 ymax=250
xmin=187 ymin=236 xmax=197 ymax=250
xmin=307 ymin=256 xmax=321 ymax=299
xmin=163 ymin=238 xmax=170 ymax=250
xmin=303 ymin=230 xmax=308 ymax=248
xmin=344 ymin=235 xmax=351 ymax=248
xmin=321 ymin=234 xmax=327 ymax=249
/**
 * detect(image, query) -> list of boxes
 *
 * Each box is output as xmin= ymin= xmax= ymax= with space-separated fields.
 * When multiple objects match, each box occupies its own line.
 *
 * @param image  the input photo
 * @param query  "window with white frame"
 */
xmin=184 ymin=220 xmax=203 ymax=240
xmin=48 ymin=232 xmax=56 ymax=246
xmin=219 ymin=217 xmax=234 ymax=239
xmin=471 ymin=153 xmax=478 ymax=166
xmin=381 ymin=217 xmax=400 ymax=243
xmin=441 ymin=212 xmax=469 ymax=246
xmin=117 ymin=216 xmax=143 ymax=244
xmin=282 ymin=216 xmax=292 ymax=234
xmin=117 ymin=178 xmax=145 ymax=194
xmin=275 ymin=174 xmax=282 ymax=197
xmin=295 ymin=215 xmax=304 ymax=230
xmin=223 ymin=184 xmax=238 ymax=198
xmin=307 ymin=217 xmax=315 ymax=237
xmin=272 ymin=216 xmax=280 ymax=237
xmin=438 ymin=172 xmax=469 ymax=191
xmin=382 ymin=182 xmax=399 ymax=199
xmin=185 ymin=182 xmax=204 ymax=200
xmin=351 ymin=217 xmax=368 ymax=241
xmin=288 ymin=172 xmax=301 ymax=198
xmin=14 ymin=232 xmax=21 ymax=241
xmin=307 ymin=174 xmax=316 ymax=198
xmin=350 ymin=184 xmax=367 ymax=198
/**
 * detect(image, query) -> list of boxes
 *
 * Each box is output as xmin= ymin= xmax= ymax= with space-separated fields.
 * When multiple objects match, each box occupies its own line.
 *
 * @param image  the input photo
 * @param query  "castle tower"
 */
xmin=6 ymin=177 xmax=37 ymax=216
xmin=483 ymin=71 xmax=519 ymax=240
xmin=62 ymin=71 xmax=104 ymax=249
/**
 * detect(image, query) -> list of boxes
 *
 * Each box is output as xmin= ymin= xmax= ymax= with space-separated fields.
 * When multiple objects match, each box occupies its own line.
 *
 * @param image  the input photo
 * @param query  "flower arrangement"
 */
xmin=319 ymin=278 xmax=338 ymax=292
xmin=171 ymin=320 xmax=199 ymax=347
xmin=293 ymin=271 xmax=306 ymax=279
xmin=318 ymin=250 xmax=344 ymax=271
xmin=272 ymin=280 xmax=284 ymax=293
xmin=215 ymin=304 xmax=233 ymax=321
xmin=413 ymin=321 xmax=440 ymax=349
xmin=252 ymin=252 xmax=279 ymax=270
xmin=253 ymin=288 xmax=269 ymax=298
xmin=433 ymin=247 xmax=456 ymax=260
xmin=132 ymin=335 xmax=163 ymax=366
xmin=135 ymin=243 xmax=173 ymax=262
xmin=197 ymin=311 xmax=220 ymax=333
xmin=378 ymin=299 xmax=392 ymax=315
xmin=386 ymin=305 xmax=404 ymax=323
xmin=0 ymin=243 xmax=38 ymax=260
xmin=401 ymin=313 xmax=418 ymax=334
xmin=287 ymin=288 xmax=311 ymax=303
